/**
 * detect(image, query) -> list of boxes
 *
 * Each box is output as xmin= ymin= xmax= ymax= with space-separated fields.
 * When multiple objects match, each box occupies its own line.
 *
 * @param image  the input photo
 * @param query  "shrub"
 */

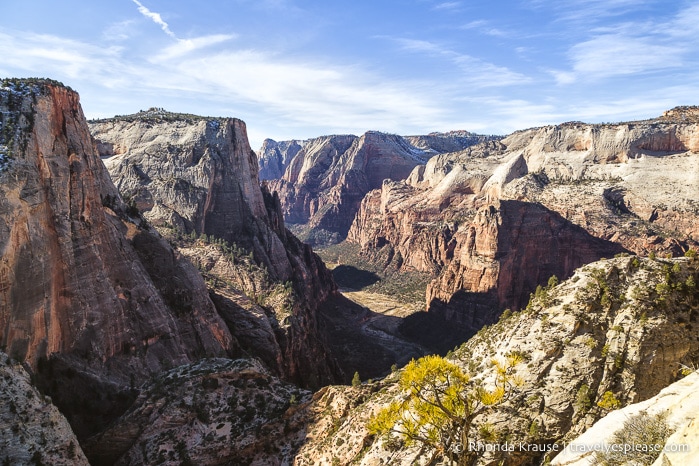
xmin=597 ymin=391 xmax=621 ymax=411
xmin=595 ymin=411 xmax=673 ymax=465
xmin=575 ymin=384 xmax=592 ymax=412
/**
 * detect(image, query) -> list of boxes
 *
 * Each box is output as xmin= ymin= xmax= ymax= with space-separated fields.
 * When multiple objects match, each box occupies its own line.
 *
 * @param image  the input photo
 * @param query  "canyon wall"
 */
xmin=348 ymin=111 xmax=699 ymax=332
xmin=90 ymin=109 xmax=340 ymax=388
xmin=0 ymin=79 xmax=237 ymax=437
xmin=265 ymin=131 xmax=496 ymax=245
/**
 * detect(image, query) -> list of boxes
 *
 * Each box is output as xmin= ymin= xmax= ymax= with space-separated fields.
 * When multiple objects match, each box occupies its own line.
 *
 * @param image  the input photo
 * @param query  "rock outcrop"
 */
xmin=276 ymin=255 xmax=699 ymax=465
xmin=266 ymin=130 xmax=493 ymax=245
xmin=405 ymin=130 xmax=499 ymax=155
xmin=83 ymin=358 xmax=311 ymax=466
xmin=0 ymin=351 xmax=89 ymax=466
xmin=89 ymin=108 xmax=340 ymax=388
xmin=348 ymin=111 xmax=699 ymax=333
xmin=552 ymin=372 xmax=699 ymax=466
xmin=0 ymin=79 xmax=237 ymax=438
xmin=257 ymin=138 xmax=303 ymax=180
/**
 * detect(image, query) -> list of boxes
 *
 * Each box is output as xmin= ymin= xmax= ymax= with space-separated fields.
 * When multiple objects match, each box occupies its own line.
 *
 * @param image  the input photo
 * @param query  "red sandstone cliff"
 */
xmin=348 ymin=110 xmax=699 ymax=334
xmin=0 ymin=79 xmax=238 ymax=437
xmin=266 ymin=131 xmax=493 ymax=245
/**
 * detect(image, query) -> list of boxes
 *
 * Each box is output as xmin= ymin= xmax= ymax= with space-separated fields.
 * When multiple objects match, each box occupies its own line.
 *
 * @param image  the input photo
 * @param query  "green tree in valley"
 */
xmin=351 ymin=371 xmax=361 ymax=387
xmin=368 ymin=353 xmax=522 ymax=465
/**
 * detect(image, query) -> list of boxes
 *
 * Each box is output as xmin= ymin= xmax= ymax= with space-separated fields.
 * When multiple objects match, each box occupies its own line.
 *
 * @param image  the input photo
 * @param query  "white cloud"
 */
xmin=132 ymin=0 xmax=177 ymax=39
xmin=389 ymin=38 xmax=529 ymax=88
xmin=0 ymin=31 xmax=123 ymax=80
xmin=570 ymin=34 xmax=682 ymax=78
xmin=156 ymin=34 xmax=237 ymax=60
xmin=461 ymin=20 xmax=488 ymax=30
xmin=433 ymin=2 xmax=462 ymax=11
xmin=103 ymin=20 xmax=139 ymax=42
xmin=549 ymin=3 xmax=699 ymax=84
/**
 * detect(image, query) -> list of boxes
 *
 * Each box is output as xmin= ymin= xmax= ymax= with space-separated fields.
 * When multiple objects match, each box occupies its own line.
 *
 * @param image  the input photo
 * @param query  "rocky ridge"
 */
xmin=0 ymin=351 xmax=89 ymax=466
xmin=257 ymin=138 xmax=303 ymax=180
xmin=265 ymin=130 xmax=495 ymax=245
xmin=0 ymin=79 xmax=239 ymax=439
xmin=89 ymin=109 xmax=340 ymax=388
xmin=277 ymin=254 xmax=699 ymax=465
xmin=348 ymin=111 xmax=699 ymax=335
xmin=552 ymin=371 xmax=699 ymax=466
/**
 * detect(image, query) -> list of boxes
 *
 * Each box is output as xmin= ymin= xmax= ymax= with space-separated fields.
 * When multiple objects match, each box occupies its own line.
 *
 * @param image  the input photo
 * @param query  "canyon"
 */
xmin=261 ymin=130 xmax=498 ymax=245
xmin=1 ymin=77 xmax=699 ymax=466
xmin=345 ymin=111 xmax=699 ymax=341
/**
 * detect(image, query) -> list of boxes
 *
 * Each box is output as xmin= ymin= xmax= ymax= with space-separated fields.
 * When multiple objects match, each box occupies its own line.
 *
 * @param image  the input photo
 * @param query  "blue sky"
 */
xmin=2 ymin=0 xmax=699 ymax=148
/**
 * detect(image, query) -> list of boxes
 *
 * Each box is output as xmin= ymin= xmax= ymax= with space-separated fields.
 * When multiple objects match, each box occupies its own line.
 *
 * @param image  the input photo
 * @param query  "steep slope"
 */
xmin=348 ymin=110 xmax=699 ymax=335
xmin=0 ymin=79 xmax=236 ymax=438
xmin=95 ymin=255 xmax=699 ymax=465
xmin=257 ymin=138 xmax=303 ymax=180
xmin=89 ymin=108 xmax=340 ymax=388
xmin=552 ymin=371 xmax=699 ymax=466
xmin=266 ymin=130 xmax=493 ymax=245
xmin=280 ymin=254 xmax=699 ymax=465
xmin=83 ymin=358 xmax=311 ymax=466
xmin=0 ymin=351 xmax=89 ymax=466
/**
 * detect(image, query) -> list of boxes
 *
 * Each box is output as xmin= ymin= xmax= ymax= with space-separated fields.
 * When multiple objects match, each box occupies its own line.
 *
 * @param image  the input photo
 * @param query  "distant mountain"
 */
xmin=258 ymin=138 xmax=303 ymax=180
xmin=262 ymin=130 xmax=498 ymax=245
xmin=348 ymin=109 xmax=699 ymax=340
xmin=405 ymin=130 xmax=499 ymax=154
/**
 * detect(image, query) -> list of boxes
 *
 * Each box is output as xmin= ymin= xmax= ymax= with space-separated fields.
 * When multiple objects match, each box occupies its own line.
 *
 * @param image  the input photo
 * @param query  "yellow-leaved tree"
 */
xmin=368 ymin=353 xmax=522 ymax=465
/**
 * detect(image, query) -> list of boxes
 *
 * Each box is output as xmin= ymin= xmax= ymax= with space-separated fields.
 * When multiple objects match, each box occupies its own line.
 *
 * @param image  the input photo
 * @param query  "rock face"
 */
xmin=257 ymin=138 xmax=303 ymax=180
xmin=348 ymin=112 xmax=699 ymax=334
xmin=83 ymin=358 xmax=311 ymax=466
xmin=279 ymin=255 xmax=699 ymax=465
xmin=89 ymin=108 xmax=340 ymax=388
xmin=266 ymin=131 xmax=493 ymax=245
xmin=552 ymin=371 xmax=699 ymax=466
xmin=0 ymin=351 xmax=89 ymax=466
xmin=405 ymin=130 xmax=499 ymax=154
xmin=0 ymin=80 xmax=237 ymax=437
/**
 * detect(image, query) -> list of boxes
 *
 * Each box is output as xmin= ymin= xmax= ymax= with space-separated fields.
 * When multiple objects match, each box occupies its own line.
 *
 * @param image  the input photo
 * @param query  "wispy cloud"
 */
xmin=459 ymin=19 xmax=510 ymax=38
xmin=568 ymin=34 xmax=681 ymax=78
xmin=389 ymin=38 xmax=529 ymax=87
xmin=103 ymin=20 xmax=138 ymax=42
xmin=0 ymin=27 xmax=451 ymax=142
xmin=132 ymin=0 xmax=177 ymax=39
xmin=433 ymin=2 xmax=462 ymax=11
xmin=129 ymin=1 xmax=237 ymax=60
xmin=549 ymin=2 xmax=699 ymax=84
xmin=529 ymin=0 xmax=651 ymax=23
xmin=156 ymin=34 xmax=237 ymax=60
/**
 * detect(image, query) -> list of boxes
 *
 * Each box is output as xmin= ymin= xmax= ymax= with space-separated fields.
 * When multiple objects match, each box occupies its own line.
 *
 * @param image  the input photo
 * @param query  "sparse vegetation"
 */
xmin=595 ymin=411 xmax=673 ymax=466
xmin=368 ymin=354 xmax=522 ymax=465
xmin=88 ymin=107 xmax=223 ymax=124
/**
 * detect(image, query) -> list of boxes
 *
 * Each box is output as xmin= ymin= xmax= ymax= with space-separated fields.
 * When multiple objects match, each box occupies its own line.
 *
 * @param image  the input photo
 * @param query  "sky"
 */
xmin=2 ymin=0 xmax=699 ymax=149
